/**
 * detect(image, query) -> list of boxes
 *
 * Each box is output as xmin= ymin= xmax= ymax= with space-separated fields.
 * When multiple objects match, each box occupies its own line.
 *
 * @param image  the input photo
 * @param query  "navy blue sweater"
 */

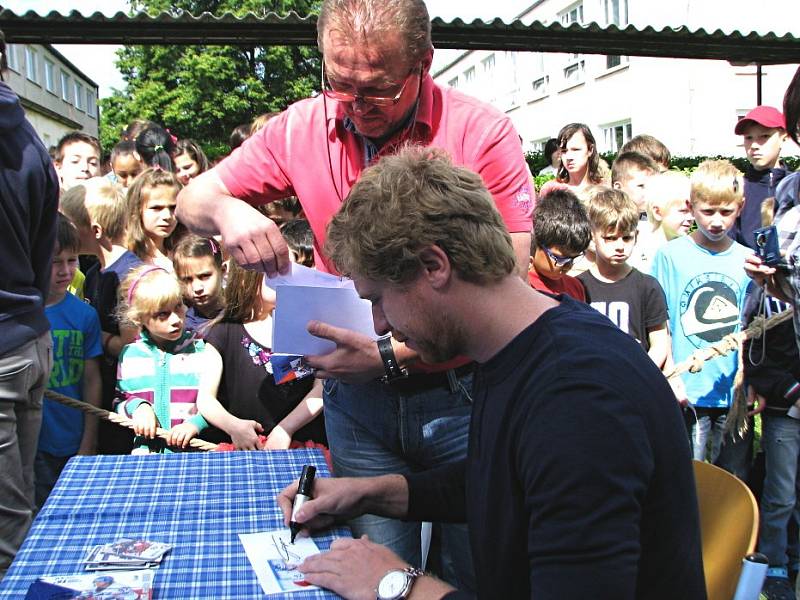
xmin=0 ymin=81 xmax=59 ymax=356
xmin=406 ymin=296 xmax=706 ymax=599
xmin=730 ymin=164 xmax=789 ymax=250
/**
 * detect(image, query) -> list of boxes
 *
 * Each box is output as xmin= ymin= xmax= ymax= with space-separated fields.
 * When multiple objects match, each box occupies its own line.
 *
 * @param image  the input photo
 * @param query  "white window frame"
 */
xmin=5 ymin=44 xmax=19 ymax=72
xmin=74 ymin=81 xmax=84 ymax=111
xmin=482 ymin=53 xmax=495 ymax=75
xmin=604 ymin=0 xmax=630 ymax=69
xmin=86 ymin=90 xmax=97 ymax=119
xmin=60 ymin=71 xmax=71 ymax=103
xmin=44 ymin=58 xmax=56 ymax=93
xmin=559 ymin=3 xmax=585 ymax=85
xmin=602 ymin=120 xmax=633 ymax=153
xmin=560 ymin=2 xmax=584 ymax=26
xmin=24 ymin=46 xmax=39 ymax=84
xmin=464 ymin=66 xmax=476 ymax=84
xmin=448 ymin=76 xmax=459 ymax=88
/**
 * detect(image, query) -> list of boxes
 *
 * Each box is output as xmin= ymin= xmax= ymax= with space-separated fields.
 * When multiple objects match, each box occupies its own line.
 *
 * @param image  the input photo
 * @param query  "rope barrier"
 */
xmin=43 ymin=389 xmax=219 ymax=452
xmin=663 ymin=308 xmax=793 ymax=381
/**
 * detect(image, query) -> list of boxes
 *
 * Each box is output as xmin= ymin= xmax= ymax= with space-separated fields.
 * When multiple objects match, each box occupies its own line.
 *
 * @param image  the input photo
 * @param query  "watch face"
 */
xmin=377 ymin=570 xmax=408 ymax=599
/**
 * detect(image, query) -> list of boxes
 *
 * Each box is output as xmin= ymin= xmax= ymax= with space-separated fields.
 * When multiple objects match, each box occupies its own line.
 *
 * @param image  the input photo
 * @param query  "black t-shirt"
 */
xmin=204 ymin=321 xmax=326 ymax=445
xmin=406 ymin=296 xmax=705 ymax=600
xmin=577 ymin=268 xmax=667 ymax=351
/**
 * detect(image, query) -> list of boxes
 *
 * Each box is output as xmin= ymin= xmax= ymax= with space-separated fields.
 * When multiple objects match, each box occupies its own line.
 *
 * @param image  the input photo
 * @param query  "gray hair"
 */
xmin=317 ymin=0 xmax=432 ymax=68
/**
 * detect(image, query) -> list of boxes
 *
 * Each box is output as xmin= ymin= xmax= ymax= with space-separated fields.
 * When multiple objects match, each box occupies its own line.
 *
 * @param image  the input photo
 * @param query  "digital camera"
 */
xmin=753 ymin=225 xmax=785 ymax=268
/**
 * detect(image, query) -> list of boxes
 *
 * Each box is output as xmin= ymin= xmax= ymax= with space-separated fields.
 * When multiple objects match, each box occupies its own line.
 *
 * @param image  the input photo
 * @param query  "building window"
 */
xmin=44 ymin=59 xmax=56 ymax=93
xmin=24 ymin=46 xmax=39 ymax=84
xmin=448 ymin=76 xmax=459 ymax=88
xmin=6 ymin=44 xmax=19 ymax=72
xmin=602 ymin=121 xmax=633 ymax=152
xmin=482 ymin=53 xmax=495 ymax=74
xmin=86 ymin=90 xmax=97 ymax=119
xmin=464 ymin=66 xmax=476 ymax=84
xmin=531 ymin=138 xmax=549 ymax=153
xmin=604 ymin=0 xmax=629 ymax=69
xmin=560 ymin=3 xmax=584 ymax=26
xmin=563 ymin=59 xmax=585 ymax=85
xmin=74 ymin=81 xmax=84 ymax=111
xmin=531 ymin=75 xmax=549 ymax=98
xmin=60 ymin=71 xmax=71 ymax=103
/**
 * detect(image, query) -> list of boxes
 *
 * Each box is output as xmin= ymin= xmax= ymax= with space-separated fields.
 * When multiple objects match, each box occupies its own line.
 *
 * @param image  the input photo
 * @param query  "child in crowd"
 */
xmin=731 ymin=105 xmax=790 ymax=250
xmin=173 ymin=234 xmax=226 ymax=336
xmin=115 ymin=266 xmax=208 ymax=453
xmin=134 ymin=125 xmax=176 ymax=172
xmin=204 ymin=260 xmax=326 ymax=449
xmin=280 ymin=218 xmax=314 ymax=268
xmin=577 ymin=188 xmax=669 ymax=368
xmin=537 ymin=138 xmax=560 ymax=176
xmin=126 ymin=168 xmax=183 ymax=270
xmin=60 ymin=178 xmax=142 ymax=454
xmin=539 ymin=123 xmax=605 ymax=197
xmin=651 ymin=159 xmax=752 ymax=477
xmin=108 ymin=141 xmax=142 ymax=189
xmin=229 ymin=123 xmax=252 ymax=151
xmin=635 ymin=170 xmax=693 ymax=271
xmin=619 ymin=134 xmax=671 ymax=172
xmin=36 ymin=214 xmax=102 ymax=507
xmin=174 ymin=139 xmax=210 ymax=186
xmin=528 ymin=189 xmax=590 ymax=301
xmin=53 ymin=132 xmax=101 ymax=192
xmin=611 ymin=151 xmax=659 ymax=215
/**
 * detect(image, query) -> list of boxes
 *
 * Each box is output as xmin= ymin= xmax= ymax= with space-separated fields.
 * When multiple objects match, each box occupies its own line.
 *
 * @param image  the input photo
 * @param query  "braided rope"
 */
xmin=663 ymin=308 xmax=793 ymax=381
xmin=43 ymin=389 xmax=219 ymax=452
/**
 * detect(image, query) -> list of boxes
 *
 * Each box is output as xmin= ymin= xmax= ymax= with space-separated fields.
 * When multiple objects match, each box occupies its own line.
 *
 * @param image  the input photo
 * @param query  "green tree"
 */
xmin=99 ymin=0 xmax=321 ymax=158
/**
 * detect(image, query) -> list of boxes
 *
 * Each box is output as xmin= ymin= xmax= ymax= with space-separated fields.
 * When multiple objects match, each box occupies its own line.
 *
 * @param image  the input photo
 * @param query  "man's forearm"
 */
xmin=175 ymin=170 xmax=230 ymax=235
xmin=360 ymin=474 xmax=410 ymax=519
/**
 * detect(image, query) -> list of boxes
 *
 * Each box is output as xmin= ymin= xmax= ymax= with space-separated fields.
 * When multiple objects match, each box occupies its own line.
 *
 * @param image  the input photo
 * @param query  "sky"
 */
xmin=2 ymin=0 xmax=529 ymax=97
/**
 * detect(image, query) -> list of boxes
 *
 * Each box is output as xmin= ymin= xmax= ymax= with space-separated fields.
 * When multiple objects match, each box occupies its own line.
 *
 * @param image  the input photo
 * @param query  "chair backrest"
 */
xmin=693 ymin=460 xmax=759 ymax=600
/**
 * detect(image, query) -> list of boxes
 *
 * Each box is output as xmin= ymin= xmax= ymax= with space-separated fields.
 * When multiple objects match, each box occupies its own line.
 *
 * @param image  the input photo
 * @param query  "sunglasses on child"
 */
xmin=541 ymin=246 xmax=583 ymax=268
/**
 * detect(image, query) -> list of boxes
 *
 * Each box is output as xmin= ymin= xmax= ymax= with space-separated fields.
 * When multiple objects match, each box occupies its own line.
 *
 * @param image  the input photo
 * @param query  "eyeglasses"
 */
xmin=321 ymin=61 xmax=417 ymax=107
xmin=542 ymin=246 xmax=582 ymax=269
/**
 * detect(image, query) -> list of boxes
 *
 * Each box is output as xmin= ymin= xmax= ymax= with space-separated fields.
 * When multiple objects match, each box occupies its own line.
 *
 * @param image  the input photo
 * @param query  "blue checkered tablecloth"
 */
xmin=0 ymin=449 xmax=348 ymax=598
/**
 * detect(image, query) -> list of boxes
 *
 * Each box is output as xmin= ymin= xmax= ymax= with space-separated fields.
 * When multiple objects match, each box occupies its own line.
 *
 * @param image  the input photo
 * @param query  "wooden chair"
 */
xmin=693 ymin=460 xmax=760 ymax=600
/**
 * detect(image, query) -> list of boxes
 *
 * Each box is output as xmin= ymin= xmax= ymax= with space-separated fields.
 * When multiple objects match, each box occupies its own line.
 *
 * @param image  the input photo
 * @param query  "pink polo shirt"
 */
xmin=217 ymin=75 xmax=534 ymax=273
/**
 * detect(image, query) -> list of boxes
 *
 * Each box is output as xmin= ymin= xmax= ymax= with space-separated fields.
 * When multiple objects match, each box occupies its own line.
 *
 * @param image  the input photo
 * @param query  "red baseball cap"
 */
xmin=734 ymin=105 xmax=786 ymax=134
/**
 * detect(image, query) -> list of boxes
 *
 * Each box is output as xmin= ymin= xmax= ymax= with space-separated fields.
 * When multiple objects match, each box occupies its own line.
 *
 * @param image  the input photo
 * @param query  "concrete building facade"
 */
xmin=4 ymin=42 xmax=99 ymax=150
xmin=433 ymin=0 xmax=800 ymax=158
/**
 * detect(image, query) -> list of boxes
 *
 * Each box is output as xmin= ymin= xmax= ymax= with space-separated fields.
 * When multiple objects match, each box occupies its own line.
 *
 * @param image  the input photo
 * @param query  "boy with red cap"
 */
xmin=731 ymin=105 xmax=789 ymax=250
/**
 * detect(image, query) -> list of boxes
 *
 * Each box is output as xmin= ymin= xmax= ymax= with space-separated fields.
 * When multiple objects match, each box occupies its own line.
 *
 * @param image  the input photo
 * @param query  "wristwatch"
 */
xmin=377 ymin=336 xmax=408 ymax=383
xmin=376 ymin=567 xmax=425 ymax=600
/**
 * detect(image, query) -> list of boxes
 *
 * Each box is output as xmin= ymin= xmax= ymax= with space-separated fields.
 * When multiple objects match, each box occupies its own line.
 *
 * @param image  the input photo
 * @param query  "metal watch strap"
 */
xmin=401 ymin=567 xmax=424 ymax=597
xmin=377 ymin=336 xmax=408 ymax=383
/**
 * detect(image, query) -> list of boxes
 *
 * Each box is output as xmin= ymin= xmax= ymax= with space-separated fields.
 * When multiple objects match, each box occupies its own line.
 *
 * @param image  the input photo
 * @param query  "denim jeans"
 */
xmin=34 ymin=451 xmax=71 ymax=511
xmin=0 ymin=332 xmax=52 ymax=578
xmin=686 ymin=406 xmax=753 ymax=480
xmin=759 ymin=414 xmax=800 ymax=568
xmin=323 ymin=374 xmax=475 ymax=591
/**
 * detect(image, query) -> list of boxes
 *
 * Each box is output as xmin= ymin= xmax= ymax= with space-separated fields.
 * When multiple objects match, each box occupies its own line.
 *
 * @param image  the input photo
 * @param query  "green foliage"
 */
xmin=99 ymin=0 xmax=322 ymax=159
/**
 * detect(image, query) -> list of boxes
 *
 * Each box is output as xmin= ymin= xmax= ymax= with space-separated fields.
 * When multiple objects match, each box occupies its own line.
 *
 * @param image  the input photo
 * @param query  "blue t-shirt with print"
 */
xmin=651 ymin=235 xmax=751 ymax=408
xmin=40 ymin=293 xmax=103 ymax=456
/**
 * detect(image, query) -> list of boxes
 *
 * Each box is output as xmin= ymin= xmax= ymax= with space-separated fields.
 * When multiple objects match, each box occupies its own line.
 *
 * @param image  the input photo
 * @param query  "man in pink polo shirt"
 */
xmin=176 ymin=0 xmax=533 ymax=590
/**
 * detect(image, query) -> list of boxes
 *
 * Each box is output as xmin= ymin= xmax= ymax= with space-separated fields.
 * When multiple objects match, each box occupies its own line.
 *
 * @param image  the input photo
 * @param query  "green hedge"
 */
xmin=525 ymin=151 xmax=800 ymax=184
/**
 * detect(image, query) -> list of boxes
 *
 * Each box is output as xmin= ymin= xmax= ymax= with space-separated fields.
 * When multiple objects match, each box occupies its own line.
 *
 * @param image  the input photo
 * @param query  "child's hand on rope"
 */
xmin=168 ymin=422 xmax=200 ymax=448
xmin=132 ymin=403 xmax=158 ymax=438
xmin=746 ymin=386 xmax=767 ymax=417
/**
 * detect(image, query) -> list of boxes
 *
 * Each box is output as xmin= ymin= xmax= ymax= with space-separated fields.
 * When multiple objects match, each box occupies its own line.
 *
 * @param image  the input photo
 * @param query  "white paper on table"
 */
xmin=239 ymin=529 xmax=322 ymax=595
xmin=272 ymin=285 xmax=377 ymax=356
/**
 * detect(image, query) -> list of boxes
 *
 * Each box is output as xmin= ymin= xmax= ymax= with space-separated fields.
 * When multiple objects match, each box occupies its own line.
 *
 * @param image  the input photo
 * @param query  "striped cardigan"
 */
xmin=115 ymin=330 xmax=209 ymax=453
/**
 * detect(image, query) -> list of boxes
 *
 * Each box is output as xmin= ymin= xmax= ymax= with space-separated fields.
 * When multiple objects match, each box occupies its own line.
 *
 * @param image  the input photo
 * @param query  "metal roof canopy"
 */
xmin=0 ymin=10 xmax=798 ymax=65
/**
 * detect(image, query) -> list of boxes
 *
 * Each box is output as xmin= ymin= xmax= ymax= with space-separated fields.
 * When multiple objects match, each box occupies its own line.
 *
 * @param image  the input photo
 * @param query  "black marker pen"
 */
xmin=290 ymin=465 xmax=316 ymax=543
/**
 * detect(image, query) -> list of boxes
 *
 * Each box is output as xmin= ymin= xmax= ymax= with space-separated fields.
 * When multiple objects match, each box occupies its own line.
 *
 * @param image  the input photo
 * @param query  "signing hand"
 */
xmin=218 ymin=200 xmax=290 ymax=277
xmin=229 ymin=418 xmax=264 ymax=450
xmin=277 ymin=476 xmax=371 ymax=534
xmin=304 ymin=322 xmax=384 ymax=383
xmin=132 ymin=403 xmax=158 ymax=439
xmin=298 ymin=536 xmax=409 ymax=600
xmin=167 ymin=422 xmax=200 ymax=448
